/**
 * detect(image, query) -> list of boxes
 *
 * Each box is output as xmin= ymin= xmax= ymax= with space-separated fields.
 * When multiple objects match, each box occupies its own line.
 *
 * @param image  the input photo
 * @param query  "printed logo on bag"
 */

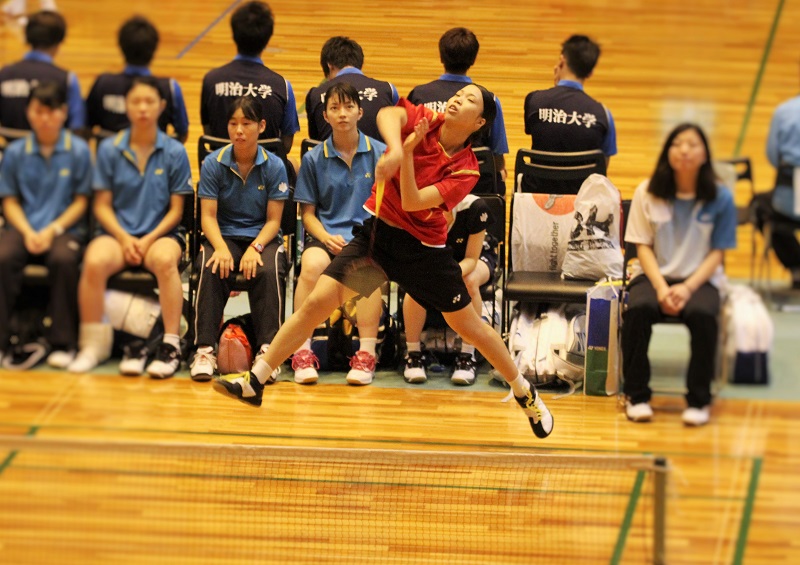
xmin=568 ymin=204 xmax=615 ymax=251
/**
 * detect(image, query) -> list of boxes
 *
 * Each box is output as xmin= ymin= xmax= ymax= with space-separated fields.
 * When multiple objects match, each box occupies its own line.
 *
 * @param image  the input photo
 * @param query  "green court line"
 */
xmin=733 ymin=457 xmax=763 ymax=565
xmin=734 ymin=0 xmax=785 ymax=156
xmin=0 ymin=420 xmax=756 ymax=459
xmin=0 ymin=425 xmax=38 ymax=477
xmin=610 ymin=470 xmax=645 ymax=565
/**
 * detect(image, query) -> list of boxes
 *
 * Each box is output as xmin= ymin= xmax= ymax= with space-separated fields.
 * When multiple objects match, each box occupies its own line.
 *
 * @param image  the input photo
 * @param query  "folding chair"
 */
xmin=471 ymin=146 xmax=498 ymax=195
xmin=300 ymin=138 xmax=321 ymax=158
xmin=502 ymin=148 xmax=608 ymax=336
xmin=515 ymin=148 xmax=606 ymax=195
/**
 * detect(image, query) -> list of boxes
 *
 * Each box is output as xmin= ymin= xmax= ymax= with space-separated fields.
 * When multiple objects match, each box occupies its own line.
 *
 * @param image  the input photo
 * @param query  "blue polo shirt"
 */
xmin=0 ymin=130 xmax=92 ymax=236
xmin=25 ymin=51 xmax=85 ymax=130
xmin=198 ymin=144 xmax=289 ymax=241
xmin=766 ymin=94 xmax=800 ymax=218
xmin=294 ymin=132 xmax=385 ymax=240
xmin=93 ymin=129 xmax=193 ymax=236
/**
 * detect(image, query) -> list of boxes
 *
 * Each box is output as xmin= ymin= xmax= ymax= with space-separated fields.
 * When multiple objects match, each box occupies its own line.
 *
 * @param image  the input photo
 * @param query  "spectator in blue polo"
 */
xmin=189 ymin=96 xmax=289 ymax=382
xmin=290 ymin=81 xmax=386 ymax=386
xmin=68 ymin=76 xmax=193 ymax=379
xmin=0 ymin=81 xmax=91 ymax=368
xmin=0 ymin=10 xmax=84 ymax=133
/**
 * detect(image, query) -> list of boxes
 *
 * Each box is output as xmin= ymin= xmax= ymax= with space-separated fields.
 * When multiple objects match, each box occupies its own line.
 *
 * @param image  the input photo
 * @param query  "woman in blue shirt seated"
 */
xmin=68 ymin=76 xmax=193 ymax=378
xmin=622 ymin=123 xmax=737 ymax=427
xmin=189 ymin=96 xmax=289 ymax=381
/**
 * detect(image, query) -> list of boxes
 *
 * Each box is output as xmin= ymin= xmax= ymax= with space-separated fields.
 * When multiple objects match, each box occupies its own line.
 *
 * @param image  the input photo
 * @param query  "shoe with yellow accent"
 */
xmin=212 ymin=371 xmax=264 ymax=407
xmin=514 ymin=388 xmax=554 ymax=439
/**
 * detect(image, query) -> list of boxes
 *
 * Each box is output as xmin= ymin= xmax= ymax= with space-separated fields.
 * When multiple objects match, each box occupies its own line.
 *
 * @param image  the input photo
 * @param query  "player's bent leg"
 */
xmin=213 ymin=275 xmax=359 ymax=406
xmin=443 ymin=306 xmax=553 ymax=438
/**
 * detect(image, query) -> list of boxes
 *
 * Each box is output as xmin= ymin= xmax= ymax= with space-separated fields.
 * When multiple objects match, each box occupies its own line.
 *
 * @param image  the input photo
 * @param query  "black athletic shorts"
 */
xmin=303 ymin=234 xmax=335 ymax=260
xmin=323 ymin=218 xmax=472 ymax=313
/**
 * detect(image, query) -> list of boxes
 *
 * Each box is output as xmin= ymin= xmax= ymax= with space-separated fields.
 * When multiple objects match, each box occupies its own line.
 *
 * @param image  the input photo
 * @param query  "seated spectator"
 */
xmin=755 ymin=88 xmax=800 ymax=288
xmin=409 ymin=27 xmax=509 ymax=184
xmin=0 ymin=81 xmax=91 ymax=366
xmin=305 ymin=36 xmax=398 ymax=143
xmin=0 ymin=9 xmax=84 ymax=132
xmin=189 ymin=96 xmax=289 ymax=381
xmin=523 ymin=34 xmax=616 ymax=193
xmin=200 ymin=1 xmax=299 ymax=154
xmin=622 ymin=123 xmax=736 ymax=427
xmin=86 ymin=15 xmax=189 ymax=143
xmin=292 ymin=82 xmax=386 ymax=386
xmin=402 ymin=194 xmax=496 ymax=386
xmin=68 ymin=76 xmax=193 ymax=378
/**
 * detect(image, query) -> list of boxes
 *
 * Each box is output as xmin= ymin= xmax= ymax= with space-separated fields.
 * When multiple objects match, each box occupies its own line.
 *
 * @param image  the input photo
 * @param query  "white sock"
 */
xmin=359 ymin=337 xmax=377 ymax=357
xmin=461 ymin=344 xmax=475 ymax=359
xmin=295 ymin=339 xmax=312 ymax=355
xmin=510 ymin=374 xmax=531 ymax=397
xmin=252 ymin=358 xmax=274 ymax=384
xmin=406 ymin=341 xmax=421 ymax=353
xmin=163 ymin=333 xmax=181 ymax=350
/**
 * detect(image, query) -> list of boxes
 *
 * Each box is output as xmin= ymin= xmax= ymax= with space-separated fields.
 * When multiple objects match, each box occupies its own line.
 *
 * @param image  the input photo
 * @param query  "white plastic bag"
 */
xmin=561 ymin=174 xmax=623 ymax=281
xmin=511 ymin=193 xmax=577 ymax=272
xmin=104 ymin=290 xmax=161 ymax=338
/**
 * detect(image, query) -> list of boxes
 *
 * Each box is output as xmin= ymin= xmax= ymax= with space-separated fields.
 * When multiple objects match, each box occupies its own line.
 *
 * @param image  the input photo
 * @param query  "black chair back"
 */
xmin=300 ymin=138 xmax=321 ymax=159
xmin=515 ymin=148 xmax=606 ymax=195
xmin=471 ymin=146 xmax=498 ymax=195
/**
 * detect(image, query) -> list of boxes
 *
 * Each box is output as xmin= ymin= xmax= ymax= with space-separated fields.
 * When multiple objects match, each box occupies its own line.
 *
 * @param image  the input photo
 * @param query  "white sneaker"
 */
xmin=190 ymin=346 xmax=217 ymax=382
xmin=146 ymin=343 xmax=181 ymax=379
xmin=47 ymin=349 xmax=75 ymax=369
xmin=682 ymin=406 xmax=710 ymax=427
xmin=625 ymin=402 xmax=654 ymax=423
xmin=346 ymin=351 xmax=376 ymax=386
xmin=291 ymin=349 xmax=319 ymax=384
xmin=403 ymin=351 xmax=427 ymax=384
xmin=68 ymin=349 xmax=101 ymax=374
xmin=119 ymin=342 xmax=150 ymax=376
xmin=451 ymin=353 xmax=477 ymax=386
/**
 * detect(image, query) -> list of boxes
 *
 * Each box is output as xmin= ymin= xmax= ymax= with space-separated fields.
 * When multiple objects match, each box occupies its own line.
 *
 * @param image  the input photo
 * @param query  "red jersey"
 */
xmin=363 ymin=98 xmax=480 ymax=246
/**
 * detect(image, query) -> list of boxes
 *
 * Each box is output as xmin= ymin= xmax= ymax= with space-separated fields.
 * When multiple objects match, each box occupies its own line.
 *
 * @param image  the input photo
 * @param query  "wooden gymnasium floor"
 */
xmin=1 ymin=1 xmax=799 ymax=563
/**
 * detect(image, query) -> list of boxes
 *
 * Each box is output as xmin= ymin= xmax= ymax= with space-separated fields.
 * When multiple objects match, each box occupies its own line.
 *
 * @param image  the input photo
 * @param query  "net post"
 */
xmin=653 ymin=456 xmax=669 ymax=565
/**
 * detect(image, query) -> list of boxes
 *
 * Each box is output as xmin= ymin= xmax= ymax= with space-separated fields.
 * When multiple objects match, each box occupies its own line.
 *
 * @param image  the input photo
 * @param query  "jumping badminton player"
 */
xmin=213 ymin=84 xmax=553 ymax=439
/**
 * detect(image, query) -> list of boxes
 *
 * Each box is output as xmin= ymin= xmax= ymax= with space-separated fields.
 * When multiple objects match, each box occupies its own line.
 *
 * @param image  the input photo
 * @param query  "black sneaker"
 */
xmin=451 ymin=352 xmax=477 ymax=386
xmin=120 ymin=340 xmax=150 ymax=376
xmin=403 ymin=351 xmax=427 ymax=384
xmin=145 ymin=343 xmax=181 ymax=379
xmin=212 ymin=372 xmax=264 ymax=407
xmin=514 ymin=388 xmax=554 ymax=439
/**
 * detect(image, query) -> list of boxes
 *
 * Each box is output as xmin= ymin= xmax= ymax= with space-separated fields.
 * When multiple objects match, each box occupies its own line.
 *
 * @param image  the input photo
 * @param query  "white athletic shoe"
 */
xmin=682 ymin=406 xmax=710 ymax=427
xmin=47 ymin=349 xmax=75 ymax=369
xmin=291 ymin=349 xmax=319 ymax=384
xmin=625 ymin=402 xmax=654 ymax=423
xmin=346 ymin=351 xmax=376 ymax=386
xmin=190 ymin=346 xmax=217 ymax=382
